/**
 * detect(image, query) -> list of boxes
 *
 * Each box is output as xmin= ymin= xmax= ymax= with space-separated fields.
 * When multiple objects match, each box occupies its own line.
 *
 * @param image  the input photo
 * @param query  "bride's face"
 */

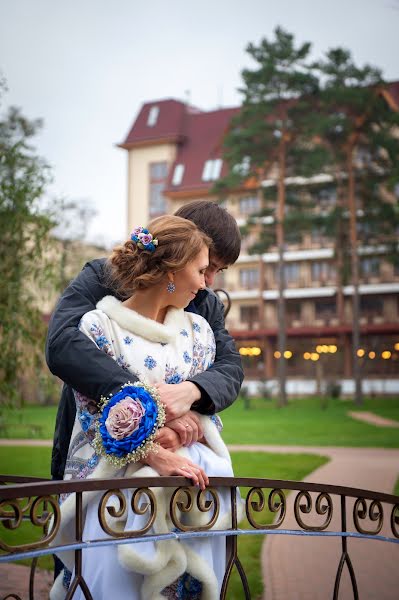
xmin=168 ymin=245 xmax=209 ymax=309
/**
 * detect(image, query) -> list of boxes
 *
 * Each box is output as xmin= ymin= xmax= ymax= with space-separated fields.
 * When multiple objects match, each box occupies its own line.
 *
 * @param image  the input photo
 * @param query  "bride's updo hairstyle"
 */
xmin=107 ymin=215 xmax=211 ymax=298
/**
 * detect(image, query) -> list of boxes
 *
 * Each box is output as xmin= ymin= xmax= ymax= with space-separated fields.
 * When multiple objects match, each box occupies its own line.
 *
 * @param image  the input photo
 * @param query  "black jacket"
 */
xmin=46 ymin=259 xmax=243 ymax=479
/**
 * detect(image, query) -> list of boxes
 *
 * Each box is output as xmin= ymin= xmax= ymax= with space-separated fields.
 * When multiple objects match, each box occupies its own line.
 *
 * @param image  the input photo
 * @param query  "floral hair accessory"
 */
xmin=93 ymin=382 xmax=165 ymax=467
xmin=131 ymin=227 xmax=159 ymax=252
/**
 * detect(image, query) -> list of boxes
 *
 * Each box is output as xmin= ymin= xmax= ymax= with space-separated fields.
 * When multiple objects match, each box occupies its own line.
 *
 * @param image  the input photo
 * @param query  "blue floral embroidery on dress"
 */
xmin=187 ymin=333 xmax=216 ymax=379
xmin=63 ymin=567 xmax=72 ymax=590
xmin=192 ymin=322 xmax=201 ymax=333
xmin=177 ymin=573 xmax=202 ymax=598
xmin=79 ymin=410 xmax=93 ymax=433
xmin=180 ymin=329 xmax=189 ymax=337
xmin=123 ymin=336 xmax=134 ymax=345
xmin=144 ymin=355 xmax=157 ymax=370
xmin=165 ymin=365 xmax=184 ymax=384
xmin=87 ymin=454 xmax=99 ymax=469
xmin=116 ymin=354 xmax=131 ymax=370
xmin=210 ymin=414 xmax=223 ymax=432
xmin=183 ymin=351 xmax=191 ymax=364
xmin=89 ymin=323 xmax=114 ymax=356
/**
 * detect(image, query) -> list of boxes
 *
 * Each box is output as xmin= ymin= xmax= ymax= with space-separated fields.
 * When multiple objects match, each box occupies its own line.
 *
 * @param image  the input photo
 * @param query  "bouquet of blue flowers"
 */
xmin=93 ymin=382 xmax=165 ymax=467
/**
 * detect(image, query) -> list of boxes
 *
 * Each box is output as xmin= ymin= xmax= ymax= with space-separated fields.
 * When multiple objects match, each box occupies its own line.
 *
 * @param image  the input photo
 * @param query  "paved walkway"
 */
xmin=258 ymin=445 xmax=399 ymax=600
xmin=348 ymin=410 xmax=399 ymax=428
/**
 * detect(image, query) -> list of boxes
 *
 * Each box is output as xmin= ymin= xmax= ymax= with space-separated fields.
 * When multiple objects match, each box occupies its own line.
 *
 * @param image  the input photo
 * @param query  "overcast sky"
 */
xmin=1 ymin=0 xmax=398 ymax=248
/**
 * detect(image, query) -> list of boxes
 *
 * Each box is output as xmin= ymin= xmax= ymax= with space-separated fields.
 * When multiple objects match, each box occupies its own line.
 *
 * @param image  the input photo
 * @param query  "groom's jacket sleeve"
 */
xmin=46 ymin=258 xmax=134 ymax=400
xmin=189 ymin=291 xmax=244 ymax=414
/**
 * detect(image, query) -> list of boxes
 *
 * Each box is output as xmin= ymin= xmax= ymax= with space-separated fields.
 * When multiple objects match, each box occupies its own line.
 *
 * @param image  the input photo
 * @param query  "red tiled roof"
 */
xmin=120 ymin=81 xmax=398 ymax=194
xmin=164 ymin=107 xmax=240 ymax=195
xmin=119 ymin=99 xmax=202 ymax=148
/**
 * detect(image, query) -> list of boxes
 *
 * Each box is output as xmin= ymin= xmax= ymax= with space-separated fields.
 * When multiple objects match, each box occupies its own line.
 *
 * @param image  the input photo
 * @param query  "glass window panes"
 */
xmin=172 ymin=164 xmax=184 ymax=186
xmin=285 ymin=262 xmax=300 ymax=283
xmin=361 ymin=257 xmax=380 ymax=277
xmin=147 ymin=105 xmax=160 ymax=127
xmin=240 ymin=268 xmax=259 ymax=288
xmin=150 ymin=162 xmax=168 ymax=180
xmin=239 ymin=196 xmax=260 ymax=215
xmin=149 ymin=182 xmax=166 ymax=216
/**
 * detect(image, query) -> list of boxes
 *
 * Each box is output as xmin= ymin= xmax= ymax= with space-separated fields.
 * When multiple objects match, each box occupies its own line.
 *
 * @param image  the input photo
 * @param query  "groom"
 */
xmin=46 ymin=199 xmax=243 ymax=481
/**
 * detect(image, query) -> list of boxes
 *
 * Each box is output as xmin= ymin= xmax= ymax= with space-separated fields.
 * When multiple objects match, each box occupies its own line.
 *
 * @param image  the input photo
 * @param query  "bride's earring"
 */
xmin=167 ymin=281 xmax=176 ymax=293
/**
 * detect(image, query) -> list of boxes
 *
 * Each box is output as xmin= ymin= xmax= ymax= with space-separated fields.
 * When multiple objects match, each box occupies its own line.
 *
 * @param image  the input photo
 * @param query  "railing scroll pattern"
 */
xmin=1 ymin=476 xmax=398 ymax=599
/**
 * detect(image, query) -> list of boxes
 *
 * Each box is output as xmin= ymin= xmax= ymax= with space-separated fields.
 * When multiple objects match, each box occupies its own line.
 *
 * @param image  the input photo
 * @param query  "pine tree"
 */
xmin=216 ymin=27 xmax=322 ymax=407
xmin=314 ymin=49 xmax=399 ymax=405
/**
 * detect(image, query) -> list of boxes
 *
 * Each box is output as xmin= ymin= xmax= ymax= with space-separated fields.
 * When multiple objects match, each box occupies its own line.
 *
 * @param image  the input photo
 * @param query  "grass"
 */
xmin=1 ymin=396 xmax=399 ymax=447
xmin=0 ymin=405 xmax=57 ymax=439
xmin=221 ymin=396 xmax=399 ymax=448
xmin=0 ymin=447 xmax=53 ymax=569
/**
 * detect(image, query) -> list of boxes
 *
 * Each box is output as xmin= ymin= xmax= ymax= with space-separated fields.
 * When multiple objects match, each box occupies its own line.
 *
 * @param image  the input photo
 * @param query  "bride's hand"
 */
xmin=155 ymin=426 xmax=182 ymax=451
xmin=145 ymin=447 xmax=209 ymax=490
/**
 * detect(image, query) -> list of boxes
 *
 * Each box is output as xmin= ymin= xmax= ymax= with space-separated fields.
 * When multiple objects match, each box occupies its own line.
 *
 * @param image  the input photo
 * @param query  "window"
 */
xmin=360 ymin=257 xmax=380 ymax=277
xmin=172 ymin=164 xmax=184 ymax=186
xmin=360 ymin=296 xmax=383 ymax=315
xmin=149 ymin=161 xmax=168 ymax=217
xmin=240 ymin=305 xmax=259 ymax=324
xmin=150 ymin=162 xmax=168 ymax=179
xmin=315 ymin=299 xmax=336 ymax=319
xmin=239 ymin=268 xmax=259 ymax=289
xmin=285 ymin=262 xmax=300 ymax=283
xmin=202 ymin=159 xmax=223 ymax=182
xmin=318 ymin=187 xmax=337 ymax=209
xmin=311 ymin=261 xmax=336 ymax=282
xmin=239 ymin=196 xmax=260 ymax=215
xmin=147 ymin=105 xmax=159 ymax=127
xmin=286 ymin=300 xmax=301 ymax=321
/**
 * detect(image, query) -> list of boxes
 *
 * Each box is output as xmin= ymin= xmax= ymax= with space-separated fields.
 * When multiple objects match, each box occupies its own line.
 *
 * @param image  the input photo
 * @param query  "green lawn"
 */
xmin=1 ymin=396 xmax=399 ymax=448
xmin=221 ymin=396 xmax=399 ymax=447
xmin=0 ymin=405 xmax=57 ymax=439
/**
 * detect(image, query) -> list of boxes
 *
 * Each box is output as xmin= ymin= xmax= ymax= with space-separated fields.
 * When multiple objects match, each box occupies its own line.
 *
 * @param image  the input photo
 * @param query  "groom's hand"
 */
xmin=167 ymin=411 xmax=204 ymax=446
xmin=155 ymin=381 xmax=201 ymax=421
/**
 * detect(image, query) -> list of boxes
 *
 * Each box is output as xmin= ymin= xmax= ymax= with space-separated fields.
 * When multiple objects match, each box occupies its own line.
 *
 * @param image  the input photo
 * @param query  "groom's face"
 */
xmin=204 ymin=254 xmax=228 ymax=288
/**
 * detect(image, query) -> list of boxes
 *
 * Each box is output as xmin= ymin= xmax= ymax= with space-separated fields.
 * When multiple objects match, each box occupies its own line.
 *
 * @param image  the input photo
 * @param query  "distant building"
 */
xmin=119 ymin=89 xmax=399 ymax=395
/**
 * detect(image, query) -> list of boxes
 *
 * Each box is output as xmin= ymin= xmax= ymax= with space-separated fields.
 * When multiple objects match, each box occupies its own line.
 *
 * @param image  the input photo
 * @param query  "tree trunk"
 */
xmin=347 ymin=149 xmax=363 ymax=406
xmin=276 ymin=140 xmax=287 ymax=407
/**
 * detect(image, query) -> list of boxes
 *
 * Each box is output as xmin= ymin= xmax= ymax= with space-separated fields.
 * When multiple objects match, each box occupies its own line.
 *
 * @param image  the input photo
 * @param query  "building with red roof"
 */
xmin=119 ymin=88 xmax=399 ymax=395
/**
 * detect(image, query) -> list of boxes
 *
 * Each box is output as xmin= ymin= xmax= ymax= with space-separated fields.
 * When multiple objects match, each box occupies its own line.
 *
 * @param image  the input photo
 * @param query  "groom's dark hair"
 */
xmin=175 ymin=200 xmax=241 ymax=266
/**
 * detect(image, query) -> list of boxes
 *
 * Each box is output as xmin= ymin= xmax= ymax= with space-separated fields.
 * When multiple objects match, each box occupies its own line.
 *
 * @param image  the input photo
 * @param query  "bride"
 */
xmin=50 ymin=215 xmax=239 ymax=600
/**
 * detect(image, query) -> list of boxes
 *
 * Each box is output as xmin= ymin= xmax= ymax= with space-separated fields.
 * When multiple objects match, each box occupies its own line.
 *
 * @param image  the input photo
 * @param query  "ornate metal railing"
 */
xmin=1 ymin=475 xmax=398 ymax=599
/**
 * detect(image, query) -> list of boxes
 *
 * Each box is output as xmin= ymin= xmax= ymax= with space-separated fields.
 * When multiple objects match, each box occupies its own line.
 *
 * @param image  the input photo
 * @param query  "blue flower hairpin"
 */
xmin=131 ymin=227 xmax=159 ymax=252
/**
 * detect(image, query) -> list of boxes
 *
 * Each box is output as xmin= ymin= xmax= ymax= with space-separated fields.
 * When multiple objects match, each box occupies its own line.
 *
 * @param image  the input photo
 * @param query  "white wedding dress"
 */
xmin=50 ymin=296 xmax=238 ymax=600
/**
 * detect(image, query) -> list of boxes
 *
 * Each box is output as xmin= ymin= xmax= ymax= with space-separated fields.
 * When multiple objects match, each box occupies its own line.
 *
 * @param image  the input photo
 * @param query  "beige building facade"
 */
xmin=120 ymin=95 xmax=399 ymax=395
